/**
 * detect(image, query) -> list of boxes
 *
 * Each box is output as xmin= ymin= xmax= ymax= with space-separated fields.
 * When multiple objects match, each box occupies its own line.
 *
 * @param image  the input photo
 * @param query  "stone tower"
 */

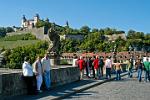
xmin=34 ymin=14 xmax=39 ymax=26
xmin=66 ymin=21 xmax=69 ymax=27
xmin=21 ymin=15 xmax=27 ymax=28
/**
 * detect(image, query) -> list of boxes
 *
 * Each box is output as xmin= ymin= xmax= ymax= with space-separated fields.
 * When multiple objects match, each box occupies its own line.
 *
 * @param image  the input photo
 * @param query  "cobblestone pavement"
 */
xmin=65 ymin=73 xmax=150 ymax=100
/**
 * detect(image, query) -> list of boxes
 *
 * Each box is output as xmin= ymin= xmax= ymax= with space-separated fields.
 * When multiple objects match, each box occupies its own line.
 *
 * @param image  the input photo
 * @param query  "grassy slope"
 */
xmin=0 ymin=40 xmax=41 ymax=49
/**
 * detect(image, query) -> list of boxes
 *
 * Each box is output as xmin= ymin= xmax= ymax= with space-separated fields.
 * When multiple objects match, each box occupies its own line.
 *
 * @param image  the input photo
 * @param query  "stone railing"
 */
xmin=0 ymin=66 xmax=80 ymax=98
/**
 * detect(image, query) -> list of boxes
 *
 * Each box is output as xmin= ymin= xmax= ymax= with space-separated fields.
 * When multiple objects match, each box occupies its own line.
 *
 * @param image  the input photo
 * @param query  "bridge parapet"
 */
xmin=0 ymin=66 xmax=80 ymax=98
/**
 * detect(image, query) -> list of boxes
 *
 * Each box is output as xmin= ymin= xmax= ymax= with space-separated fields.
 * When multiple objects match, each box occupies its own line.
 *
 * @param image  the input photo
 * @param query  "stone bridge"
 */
xmin=3 ymin=70 xmax=150 ymax=100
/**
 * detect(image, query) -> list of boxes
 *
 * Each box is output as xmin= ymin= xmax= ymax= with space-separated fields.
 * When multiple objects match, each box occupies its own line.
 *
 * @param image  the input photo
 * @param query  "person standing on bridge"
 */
xmin=78 ymin=56 xmax=85 ymax=80
xmin=114 ymin=60 xmax=122 ymax=80
xmin=93 ymin=55 xmax=100 ymax=79
xmin=72 ymin=54 xmax=78 ymax=67
xmin=143 ymin=58 xmax=150 ymax=82
xmin=33 ymin=56 xmax=43 ymax=93
xmin=135 ymin=59 xmax=143 ymax=82
xmin=90 ymin=56 xmax=95 ymax=78
xmin=41 ymin=53 xmax=51 ymax=90
xmin=99 ymin=56 xmax=104 ymax=77
xmin=105 ymin=56 xmax=112 ymax=79
xmin=22 ymin=57 xmax=36 ymax=95
xmin=84 ymin=57 xmax=90 ymax=78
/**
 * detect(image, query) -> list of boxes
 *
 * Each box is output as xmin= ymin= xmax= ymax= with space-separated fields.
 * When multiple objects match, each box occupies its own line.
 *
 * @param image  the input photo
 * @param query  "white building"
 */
xmin=21 ymin=14 xmax=40 ymax=29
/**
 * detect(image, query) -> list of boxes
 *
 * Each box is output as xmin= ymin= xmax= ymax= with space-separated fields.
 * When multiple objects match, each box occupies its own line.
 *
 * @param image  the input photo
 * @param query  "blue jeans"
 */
xmin=128 ymin=68 xmax=133 ymax=78
xmin=116 ymin=70 xmax=121 ymax=80
xmin=144 ymin=70 xmax=150 ymax=82
xmin=137 ymin=69 xmax=142 ymax=82
xmin=106 ymin=68 xmax=111 ymax=79
xmin=43 ymin=70 xmax=51 ymax=89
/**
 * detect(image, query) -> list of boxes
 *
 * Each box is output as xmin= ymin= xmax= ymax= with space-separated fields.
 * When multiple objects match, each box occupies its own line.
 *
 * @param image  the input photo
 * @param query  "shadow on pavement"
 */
xmin=63 ymin=91 xmax=98 ymax=100
xmin=6 ymin=80 xmax=98 ymax=100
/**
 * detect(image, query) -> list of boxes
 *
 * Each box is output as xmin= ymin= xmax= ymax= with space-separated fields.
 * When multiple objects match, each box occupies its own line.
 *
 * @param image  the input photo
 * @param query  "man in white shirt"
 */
xmin=72 ymin=55 xmax=78 ymax=67
xmin=41 ymin=53 xmax=51 ymax=90
xmin=22 ymin=57 xmax=35 ymax=95
xmin=105 ymin=56 xmax=112 ymax=79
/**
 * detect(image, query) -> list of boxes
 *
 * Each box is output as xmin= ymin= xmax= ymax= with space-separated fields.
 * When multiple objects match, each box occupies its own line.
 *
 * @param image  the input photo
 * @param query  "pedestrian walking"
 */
xmin=126 ymin=59 xmax=133 ymax=78
xmin=22 ymin=57 xmax=36 ymax=95
xmin=33 ymin=56 xmax=43 ymax=93
xmin=105 ymin=56 xmax=112 ymax=79
xmin=143 ymin=57 xmax=150 ymax=82
xmin=41 ymin=53 xmax=51 ymax=90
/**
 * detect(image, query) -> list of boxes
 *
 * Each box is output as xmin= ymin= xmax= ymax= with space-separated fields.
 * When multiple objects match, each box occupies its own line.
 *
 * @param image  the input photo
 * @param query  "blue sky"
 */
xmin=0 ymin=0 xmax=150 ymax=33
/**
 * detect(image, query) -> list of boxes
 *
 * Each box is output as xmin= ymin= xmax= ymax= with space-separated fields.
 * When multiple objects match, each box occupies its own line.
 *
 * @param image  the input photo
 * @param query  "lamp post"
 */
xmin=128 ymin=45 xmax=134 ymax=78
xmin=129 ymin=45 xmax=133 ymax=60
xmin=113 ymin=44 xmax=117 ymax=63
xmin=111 ymin=42 xmax=117 ymax=63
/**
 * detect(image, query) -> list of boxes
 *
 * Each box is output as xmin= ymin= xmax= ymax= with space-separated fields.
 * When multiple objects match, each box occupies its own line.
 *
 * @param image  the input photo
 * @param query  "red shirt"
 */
xmin=78 ymin=59 xmax=85 ymax=70
xmin=93 ymin=59 xmax=99 ymax=69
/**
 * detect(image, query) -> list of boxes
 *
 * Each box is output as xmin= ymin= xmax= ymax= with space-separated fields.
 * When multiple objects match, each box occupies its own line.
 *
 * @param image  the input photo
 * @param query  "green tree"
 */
xmin=4 ymin=41 xmax=48 ymax=69
xmin=0 ymin=27 xmax=6 ymax=37
xmin=127 ymin=29 xmax=136 ymax=39
xmin=60 ymin=39 xmax=79 ymax=52
xmin=92 ymin=28 xmax=99 ymax=33
xmin=115 ymin=36 xmax=126 ymax=51
xmin=6 ymin=27 xmax=14 ymax=33
xmin=35 ymin=20 xmax=51 ymax=28
xmin=80 ymin=25 xmax=90 ymax=34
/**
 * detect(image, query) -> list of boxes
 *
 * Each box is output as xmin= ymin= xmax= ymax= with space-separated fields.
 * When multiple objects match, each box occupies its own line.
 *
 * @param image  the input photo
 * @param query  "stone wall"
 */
xmin=60 ymin=34 xmax=84 ymax=41
xmin=7 ymin=27 xmax=49 ymax=41
xmin=0 ymin=66 xmax=80 ymax=98
xmin=105 ymin=33 xmax=126 ymax=41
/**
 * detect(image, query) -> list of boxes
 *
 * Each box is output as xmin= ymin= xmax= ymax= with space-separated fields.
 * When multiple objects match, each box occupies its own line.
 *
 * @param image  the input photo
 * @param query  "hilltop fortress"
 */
xmin=7 ymin=14 xmax=51 ymax=40
xmin=7 ymin=14 xmax=126 ymax=41
xmin=21 ymin=14 xmax=40 ymax=29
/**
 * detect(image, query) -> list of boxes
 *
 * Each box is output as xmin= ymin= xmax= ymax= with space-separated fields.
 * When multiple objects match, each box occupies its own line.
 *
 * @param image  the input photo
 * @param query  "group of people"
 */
xmin=73 ymin=55 xmax=114 ymax=80
xmin=135 ymin=57 xmax=150 ymax=82
xmin=126 ymin=57 xmax=150 ymax=82
xmin=73 ymin=55 xmax=150 ymax=82
xmin=22 ymin=53 xmax=51 ymax=95
xmin=22 ymin=53 xmax=150 ymax=94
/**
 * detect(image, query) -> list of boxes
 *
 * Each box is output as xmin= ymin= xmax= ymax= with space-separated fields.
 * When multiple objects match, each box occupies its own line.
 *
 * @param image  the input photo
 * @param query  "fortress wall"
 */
xmin=6 ymin=27 xmax=49 ymax=40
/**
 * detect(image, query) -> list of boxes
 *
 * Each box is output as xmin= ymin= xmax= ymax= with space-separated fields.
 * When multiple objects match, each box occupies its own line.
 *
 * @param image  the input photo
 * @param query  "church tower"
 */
xmin=66 ymin=21 xmax=69 ymax=27
xmin=21 ymin=15 xmax=26 ymax=28
xmin=34 ymin=14 xmax=39 ymax=26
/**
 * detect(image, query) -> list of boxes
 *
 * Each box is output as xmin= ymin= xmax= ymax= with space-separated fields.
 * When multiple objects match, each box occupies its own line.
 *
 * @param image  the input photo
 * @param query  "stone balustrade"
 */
xmin=0 ymin=66 xmax=80 ymax=98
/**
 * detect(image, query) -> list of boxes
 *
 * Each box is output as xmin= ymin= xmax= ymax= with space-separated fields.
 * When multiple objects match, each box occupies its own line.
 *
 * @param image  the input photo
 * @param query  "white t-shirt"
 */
xmin=22 ymin=61 xmax=33 ymax=76
xmin=41 ymin=57 xmax=51 ymax=71
xmin=72 ymin=58 xmax=78 ymax=67
xmin=105 ymin=59 xmax=112 ymax=68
